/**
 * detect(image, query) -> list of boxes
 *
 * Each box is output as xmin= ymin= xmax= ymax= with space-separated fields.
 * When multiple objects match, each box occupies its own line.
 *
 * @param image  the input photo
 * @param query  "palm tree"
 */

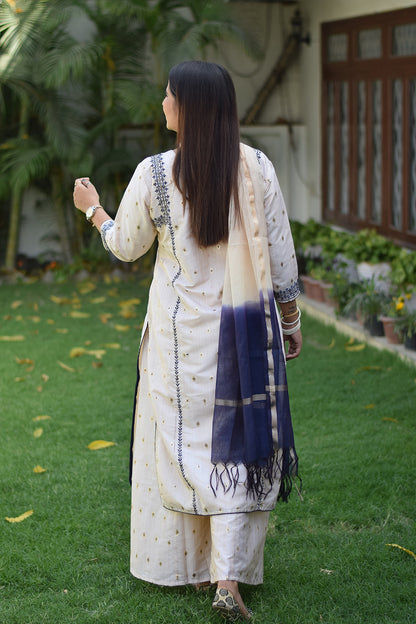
xmin=0 ymin=0 xmax=99 ymax=266
xmin=0 ymin=0 xmax=256 ymax=270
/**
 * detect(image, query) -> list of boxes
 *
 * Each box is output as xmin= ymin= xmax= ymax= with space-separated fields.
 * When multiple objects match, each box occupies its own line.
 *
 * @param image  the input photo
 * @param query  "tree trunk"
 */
xmin=51 ymin=172 xmax=75 ymax=264
xmin=4 ymin=97 xmax=29 ymax=271
xmin=4 ymin=188 xmax=23 ymax=271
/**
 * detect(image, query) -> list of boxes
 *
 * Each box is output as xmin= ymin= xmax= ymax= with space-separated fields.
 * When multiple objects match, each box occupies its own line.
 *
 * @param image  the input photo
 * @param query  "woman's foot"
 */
xmin=212 ymin=581 xmax=252 ymax=621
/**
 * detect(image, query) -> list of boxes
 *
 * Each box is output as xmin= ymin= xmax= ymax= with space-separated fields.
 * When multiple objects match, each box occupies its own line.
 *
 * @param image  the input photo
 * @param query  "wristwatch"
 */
xmin=86 ymin=205 xmax=102 ymax=222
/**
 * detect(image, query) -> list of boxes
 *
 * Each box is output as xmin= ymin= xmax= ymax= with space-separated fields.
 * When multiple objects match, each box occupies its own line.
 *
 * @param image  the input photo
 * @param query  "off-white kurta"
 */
xmin=102 ymin=145 xmax=300 ymax=585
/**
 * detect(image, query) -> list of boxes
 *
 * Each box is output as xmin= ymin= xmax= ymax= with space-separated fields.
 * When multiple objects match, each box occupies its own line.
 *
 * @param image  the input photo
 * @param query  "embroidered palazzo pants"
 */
xmin=130 ymin=335 xmax=270 ymax=586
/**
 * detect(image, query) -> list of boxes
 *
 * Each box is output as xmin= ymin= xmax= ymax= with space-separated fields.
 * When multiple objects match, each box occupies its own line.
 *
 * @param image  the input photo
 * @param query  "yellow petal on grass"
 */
xmin=33 ymin=415 xmax=51 ymax=422
xmin=29 ymin=316 xmax=41 ymax=323
xmin=119 ymin=298 xmax=141 ymax=307
xmin=41 ymin=374 xmax=49 ymax=382
xmin=57 ymin=360 xmax=76 ymax=373
xmin=15 ymin=357 xmax=34 ymax=366
xmin=70 ymin=347 xmax=87 ymax=358
xmin=0 ymin=335 xmax=25 ymax=341
xmin=114 ymin=324 xmax=130 ymax=332
xmin=50 ymin=295 xmax=72 ymax=305
xmin=14 ymin=376 xmax=26 ymax=382
xmin=356 ymin=365 xmax=383 ymax=373
xmin=55 ymin=328 xmax=69 ymax=334
xmin=345 ymin=343 xmax=366 ymax=352
xmin=33 ymin=465 xmax=46 ymax=474
xmin=345 ymin=337 xmax=355 ymax=346
xmin=87 ymin=349 xmax=106 ymax=359
xmin=119 ymin=307 xmax=136 ymax=319
xmin=90 ymin=296 xmax=106 ymax=304
xmin=33 ymin=427 xmax=43 ymax=438
xmin=382 ymin=417 xmax=398 ymax=423
xmin=11 ymin=300 xmax=23 ymax=309
xmin=69 ymin=311 xmax=90 ymax=319
xmin=92 ymin=361 xmax=103 ymax=368
xmin=103 ymin=343 xmax=121 ymax=349
xmin=364 ymin=403 xmax=375 ymax=409
xmin=78 ymin=282 xmax=96 ymax=295
xmin=87 ymin=440 xmax=116 ymax=450
xmin=5 ymin=510 xmax=34 ymax=523
xmin=99 ymin=313 xmax=113 ymax=324
xmin=386 ymin=543 xmax=416 ymax=560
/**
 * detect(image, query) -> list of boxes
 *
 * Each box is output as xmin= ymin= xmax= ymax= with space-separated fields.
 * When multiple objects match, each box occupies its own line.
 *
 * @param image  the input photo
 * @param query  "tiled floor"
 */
xmin=299 ymin=295 xmax=416 ymax=369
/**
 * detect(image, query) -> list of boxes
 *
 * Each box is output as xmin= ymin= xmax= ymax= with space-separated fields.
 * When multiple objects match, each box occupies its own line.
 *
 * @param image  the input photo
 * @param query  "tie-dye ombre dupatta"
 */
xmin=210 ymin=144 xmax=299 ymax=503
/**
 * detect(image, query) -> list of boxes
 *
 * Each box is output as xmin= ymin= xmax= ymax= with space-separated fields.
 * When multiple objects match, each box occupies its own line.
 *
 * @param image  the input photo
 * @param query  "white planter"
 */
xmin=356 ymin=262 xmax=391 ymax=293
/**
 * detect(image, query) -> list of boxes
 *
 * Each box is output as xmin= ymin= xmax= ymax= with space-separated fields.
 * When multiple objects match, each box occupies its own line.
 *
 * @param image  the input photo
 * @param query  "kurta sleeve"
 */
xmin=100 ymin=158 xmax=157 ymax=262
xmin=259 ymin=152 xmax=300 ymax=303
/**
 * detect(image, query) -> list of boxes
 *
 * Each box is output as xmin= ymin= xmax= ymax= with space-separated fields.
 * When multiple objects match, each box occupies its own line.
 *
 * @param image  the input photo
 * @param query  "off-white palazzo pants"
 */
xmin=130 ymin=335 xmax=270 ymax=587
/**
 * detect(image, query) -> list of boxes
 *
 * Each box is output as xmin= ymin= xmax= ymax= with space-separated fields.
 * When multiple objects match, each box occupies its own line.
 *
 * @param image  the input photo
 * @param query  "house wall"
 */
xmin=297 ymin=0 xmax=416 ymax=223
xmin=215 ymin=0 xmax=416 ymax=225
xmin=214 ymin=2 xmax=309 ymax=222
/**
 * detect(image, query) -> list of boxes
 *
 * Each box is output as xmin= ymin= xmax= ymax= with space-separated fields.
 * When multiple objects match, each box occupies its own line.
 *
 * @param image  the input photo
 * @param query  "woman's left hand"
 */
xmin=73 ymin=178 xmax=100 ymax=213
xmin=285 ymin=329 xmax=302 ymax=360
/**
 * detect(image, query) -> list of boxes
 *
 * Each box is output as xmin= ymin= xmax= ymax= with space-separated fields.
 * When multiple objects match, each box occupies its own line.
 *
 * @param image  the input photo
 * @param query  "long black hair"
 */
xmin=168 ymin=61 xmax=240 ymax=247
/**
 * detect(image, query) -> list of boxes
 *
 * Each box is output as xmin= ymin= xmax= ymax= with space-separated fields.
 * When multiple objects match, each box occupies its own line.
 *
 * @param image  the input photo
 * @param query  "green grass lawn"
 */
xmin=1 ymin=277 xmax=415 ymax=623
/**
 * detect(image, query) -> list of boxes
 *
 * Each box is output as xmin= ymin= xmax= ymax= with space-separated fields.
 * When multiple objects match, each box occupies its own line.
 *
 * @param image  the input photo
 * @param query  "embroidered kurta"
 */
xmin=101 ymin=145 xmax=299 ymax=582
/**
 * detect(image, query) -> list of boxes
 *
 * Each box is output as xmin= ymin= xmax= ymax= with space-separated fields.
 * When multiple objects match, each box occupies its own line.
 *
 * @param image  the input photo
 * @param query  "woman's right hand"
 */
xmin=73 ymin=178 xmax=100 ymax=214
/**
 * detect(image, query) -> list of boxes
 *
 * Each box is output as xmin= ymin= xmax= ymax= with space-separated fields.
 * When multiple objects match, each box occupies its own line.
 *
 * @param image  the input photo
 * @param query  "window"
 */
xmin=322 ymin=7 xmax=416 ymax=246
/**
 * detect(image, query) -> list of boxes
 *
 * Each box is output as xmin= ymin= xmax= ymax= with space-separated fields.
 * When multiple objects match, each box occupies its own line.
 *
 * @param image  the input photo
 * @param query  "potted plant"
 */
xmin=395 ymin=307 xmax=416 ymax=350
xmin=344 ymin=229 xmax=398 ymax=291
xmin=380 ymin=294 xmax=406 ymax=344
xmin=343 ymin=278 xmax=389 ymax=335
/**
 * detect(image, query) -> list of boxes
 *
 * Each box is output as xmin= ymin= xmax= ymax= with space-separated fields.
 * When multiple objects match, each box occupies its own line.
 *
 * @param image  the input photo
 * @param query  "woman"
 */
xmin=73 ymin=60 xmax=301 ymax=621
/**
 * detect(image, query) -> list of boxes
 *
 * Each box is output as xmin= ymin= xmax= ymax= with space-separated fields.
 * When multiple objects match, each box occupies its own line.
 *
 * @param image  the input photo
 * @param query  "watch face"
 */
xmin=86 ymin=207 xmax=94 ymax=220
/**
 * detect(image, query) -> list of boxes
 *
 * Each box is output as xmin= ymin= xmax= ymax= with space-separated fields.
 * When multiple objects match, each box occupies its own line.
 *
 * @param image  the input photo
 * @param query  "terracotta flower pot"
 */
xmin=380 ymin=316 xmax=403 ymax=344
xmin=300 ymin=275 xmax=316 ymax=299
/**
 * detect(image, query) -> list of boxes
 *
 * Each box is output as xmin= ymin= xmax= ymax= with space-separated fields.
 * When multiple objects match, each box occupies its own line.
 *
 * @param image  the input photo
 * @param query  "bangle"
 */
xmin=281 ymin=308 xmax=301 ymax=326
xmin=282 ymin=308 xmax=299 ymax=319
xmin=282 ymin=319 xmax=301 ymax=336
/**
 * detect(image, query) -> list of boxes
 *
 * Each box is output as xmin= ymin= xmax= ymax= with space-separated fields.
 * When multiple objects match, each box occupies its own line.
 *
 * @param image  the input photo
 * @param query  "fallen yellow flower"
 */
xmin=382 ymin=417 xmax=398 ymax=423
xmin=69 ymin=311 xmax=90 ymax=319
xmin=15 ymin=357 xmax=34 ymax=365
xmin=90 ymin=296 xmax=106 ymax=304
xmin=0 ymin=335 xmax=25 ymax=341
xmin=78 ymin=282 xmax=96 ymax=295
xmin=57 ymin=361 xmax=76 ymax=373
xmin=33 ymin=465 xmax=46 ymax=474
xmin=345 ymin=343 xmax=366 ymax=352
xmin=70 ymin=347 xmax=87 ymax=358
xmin=5 ymin=510 xmax=34 ymax=523
xmin=114 ymin=324 xmax=130 ymax=332
xmin=33 ymin=415 xmax=51 ymax=422
xmin=119 ymin=298 xmax=141 ymax=307
xmin=386 ymin=543 xmax=416 ymax=560
xmin=70 ymin=347 xmax=106 ymax=359
xmin=50 ymin=295 xmax=72 ymax=305
xmin=87 ymin=440 xmax=116 ymax=450
xmin=11 ymin=300 xmax=23 ymax=309
xmin=33 ymin=428 xmax=43 ymax=438
xmin=99 ymin=313 xmax=113 ymax=324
